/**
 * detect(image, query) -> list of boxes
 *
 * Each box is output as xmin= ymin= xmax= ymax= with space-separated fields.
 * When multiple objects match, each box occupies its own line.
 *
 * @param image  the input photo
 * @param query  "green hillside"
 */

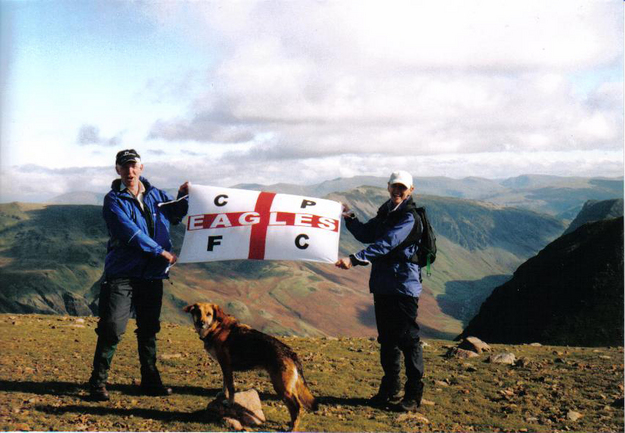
xmin=0 ymin=188 xmax=565 ymax=339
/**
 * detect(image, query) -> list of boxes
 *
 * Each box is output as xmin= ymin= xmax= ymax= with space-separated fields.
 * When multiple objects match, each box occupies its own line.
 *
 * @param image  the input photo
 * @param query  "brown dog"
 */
xmin=183 ymin=302 xmax=318 ymax=431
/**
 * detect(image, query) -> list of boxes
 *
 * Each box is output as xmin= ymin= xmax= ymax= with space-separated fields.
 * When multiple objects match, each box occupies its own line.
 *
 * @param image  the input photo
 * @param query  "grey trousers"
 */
xmin=89 ymin=278 xmax=164 ymax=387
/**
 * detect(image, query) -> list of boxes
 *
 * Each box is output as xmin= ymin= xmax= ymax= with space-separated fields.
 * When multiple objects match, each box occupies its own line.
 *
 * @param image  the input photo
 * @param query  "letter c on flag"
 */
xmin=295 ymin=234 xmax=309 ymax=249
xmin=214 ymin=194 xmax=228 ymax=207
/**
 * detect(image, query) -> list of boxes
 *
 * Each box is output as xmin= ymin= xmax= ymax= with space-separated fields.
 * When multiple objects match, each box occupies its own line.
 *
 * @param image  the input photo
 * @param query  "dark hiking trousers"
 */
xmin=373 ymin=294 xmax=424 ymax=398
xmin=89 ymin=278 xmax=164 ymax=388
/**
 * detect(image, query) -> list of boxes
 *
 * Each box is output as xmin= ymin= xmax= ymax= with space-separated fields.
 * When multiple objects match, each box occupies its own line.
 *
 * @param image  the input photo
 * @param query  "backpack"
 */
xmin=411 ymin=207 xmax=437 ymax=276
xmin=382 ymin=199 xmax=437 ymax=276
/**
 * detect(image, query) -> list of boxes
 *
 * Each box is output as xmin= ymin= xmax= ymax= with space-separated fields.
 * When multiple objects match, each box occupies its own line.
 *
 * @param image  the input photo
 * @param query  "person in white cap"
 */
xmin=335 ymin=170 xmax=425 ymax=412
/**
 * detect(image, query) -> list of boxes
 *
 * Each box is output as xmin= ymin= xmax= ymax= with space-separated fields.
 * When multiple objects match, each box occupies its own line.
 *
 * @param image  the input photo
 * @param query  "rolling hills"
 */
xmin=0 ymin=186 xmax=569 ymax=339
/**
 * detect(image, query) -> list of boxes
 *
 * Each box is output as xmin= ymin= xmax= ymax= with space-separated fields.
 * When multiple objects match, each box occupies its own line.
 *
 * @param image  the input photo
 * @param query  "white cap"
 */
xmin=388 ymin=170 xmax=413 ymax=188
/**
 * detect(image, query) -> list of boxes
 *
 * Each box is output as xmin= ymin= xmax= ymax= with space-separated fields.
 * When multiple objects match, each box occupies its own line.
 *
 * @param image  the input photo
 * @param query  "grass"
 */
xmin=0 ymin=314 xmax=623 ymax=432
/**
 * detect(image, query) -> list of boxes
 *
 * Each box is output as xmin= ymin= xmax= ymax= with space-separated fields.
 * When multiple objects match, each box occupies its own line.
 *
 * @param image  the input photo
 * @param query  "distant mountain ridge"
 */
xmin=459 ymin=213 xmax=624 ymax=346
xmin=46 ymin=174 xmax=623 ymax=219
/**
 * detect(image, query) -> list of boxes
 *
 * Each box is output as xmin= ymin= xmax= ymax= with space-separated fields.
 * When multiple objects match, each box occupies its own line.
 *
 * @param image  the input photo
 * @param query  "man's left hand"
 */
xmin=178 ymin=181 xmax=190 ymax=196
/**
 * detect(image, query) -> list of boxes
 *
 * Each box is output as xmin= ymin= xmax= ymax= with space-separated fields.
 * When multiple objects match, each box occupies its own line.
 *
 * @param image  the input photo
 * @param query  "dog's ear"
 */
xmin=183 ymin=304 xmax=196 ymax=313
xmin=212 ymin=304 xmax=226 ymax=322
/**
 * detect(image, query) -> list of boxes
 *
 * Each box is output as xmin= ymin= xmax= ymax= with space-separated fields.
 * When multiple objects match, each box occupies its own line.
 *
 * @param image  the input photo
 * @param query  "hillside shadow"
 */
xmin=438 ymin=275 xmax=511 ymax=326
xmin=36 ymin=404 xmax=217 ymax=424
xmin=357 ymin=303 xmax=457 ymax=340
xmin=317 ymin=395 xmax=370 ymax=407
xmin=0 ymin=379 xmax=216 ymax=399
xmin=356 ymin=304 xmax=376 ymax=328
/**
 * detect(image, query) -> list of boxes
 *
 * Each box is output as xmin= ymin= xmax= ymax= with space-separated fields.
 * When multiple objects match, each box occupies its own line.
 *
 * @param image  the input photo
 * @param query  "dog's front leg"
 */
xmin=218 ymin=357 xmax=235 ymax=406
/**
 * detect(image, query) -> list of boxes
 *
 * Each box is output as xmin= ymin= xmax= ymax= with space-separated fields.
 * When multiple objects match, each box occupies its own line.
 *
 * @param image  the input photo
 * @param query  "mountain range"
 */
xmin=47 ymin=174 xmax=623 ymax=220
xmin=0 ymin=175 xmax=623 ymax=342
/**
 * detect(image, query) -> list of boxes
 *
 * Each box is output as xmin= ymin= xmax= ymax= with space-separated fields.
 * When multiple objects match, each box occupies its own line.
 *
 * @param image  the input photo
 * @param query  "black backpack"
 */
xmin=411 ymin=207 xmax=437 ymax=275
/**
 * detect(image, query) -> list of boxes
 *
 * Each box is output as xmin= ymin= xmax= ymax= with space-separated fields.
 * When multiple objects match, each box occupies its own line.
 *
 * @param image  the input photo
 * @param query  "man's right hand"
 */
xmin=161 ymin=250 xmax=178 ymax=265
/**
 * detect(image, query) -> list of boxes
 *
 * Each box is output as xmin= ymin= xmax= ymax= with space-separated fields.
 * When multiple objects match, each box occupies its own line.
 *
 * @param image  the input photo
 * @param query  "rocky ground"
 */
xmin=0 ymin=314 xmax=623 ymax=432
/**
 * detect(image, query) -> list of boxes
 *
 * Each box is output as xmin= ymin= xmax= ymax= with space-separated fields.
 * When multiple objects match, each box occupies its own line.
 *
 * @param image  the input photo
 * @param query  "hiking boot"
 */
xmin=399 ymin=381 xmax=424 ymax=412
xmin=140 ymin=383 xmax=173 ymax=396
xmin=398 ymin=397 xmax=420 ymax=412
xmin=140 ymin=365 xmax=172 ymax=396
xmin=369 ymin=380 xmax=402 ymax=407
xmin=89 ymin=385 xmax=110 ymax=402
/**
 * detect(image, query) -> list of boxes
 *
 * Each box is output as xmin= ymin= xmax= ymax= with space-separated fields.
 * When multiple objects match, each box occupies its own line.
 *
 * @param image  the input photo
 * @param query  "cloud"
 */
xmin=145 ymin=0 xmax=623 ymax=166
xmin=77 ymin=124 xmax=124 ymax=147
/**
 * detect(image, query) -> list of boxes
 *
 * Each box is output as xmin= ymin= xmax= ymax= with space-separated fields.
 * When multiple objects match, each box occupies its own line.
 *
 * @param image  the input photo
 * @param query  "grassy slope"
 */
xmin=0 ymin=314 xmax=623 ymax=432
xmin=0 ymin=191 xmax=566 ymax=339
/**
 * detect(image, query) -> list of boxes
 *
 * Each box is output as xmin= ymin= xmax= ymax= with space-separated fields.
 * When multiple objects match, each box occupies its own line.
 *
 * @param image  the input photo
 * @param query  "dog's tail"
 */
xmin=295 ymin=374 xmax=318 ymax=412
xmin=291 ymin=358 xmax=318 ymax=412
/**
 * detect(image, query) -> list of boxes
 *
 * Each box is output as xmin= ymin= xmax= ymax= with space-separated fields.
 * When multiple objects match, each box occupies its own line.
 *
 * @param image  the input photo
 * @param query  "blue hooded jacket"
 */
xmin=345 ymin=196 xmax=423 ymax=298
xmin=103 ymin=176 xmax=188 ymax=280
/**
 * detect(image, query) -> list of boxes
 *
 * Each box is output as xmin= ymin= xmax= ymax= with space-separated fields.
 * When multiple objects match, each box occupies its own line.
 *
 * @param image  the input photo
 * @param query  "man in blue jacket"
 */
xmin=335 ymin=170 xmax=424 ymax=412
xmin=88 ymin=149 xmax=189 ymax=401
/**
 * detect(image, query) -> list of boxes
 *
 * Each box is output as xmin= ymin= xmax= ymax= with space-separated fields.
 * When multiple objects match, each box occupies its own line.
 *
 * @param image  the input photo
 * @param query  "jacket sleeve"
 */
xmin=344 ymin=215 xmax=381 ymax=244
xmin=353 ymin=212 xmax=415 ymax=263
xmin=103 ymin=195 xmax=164 ymax=257
xmin=157 ymin=189 xmax=189 ymax=225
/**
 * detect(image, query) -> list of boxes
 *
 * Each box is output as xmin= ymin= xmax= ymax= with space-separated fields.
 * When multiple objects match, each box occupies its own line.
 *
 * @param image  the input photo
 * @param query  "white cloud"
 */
xmin=1 ymin=0 xmax=622 ymax=202
xmin=146 ymin=0 xmax=623 ymax=164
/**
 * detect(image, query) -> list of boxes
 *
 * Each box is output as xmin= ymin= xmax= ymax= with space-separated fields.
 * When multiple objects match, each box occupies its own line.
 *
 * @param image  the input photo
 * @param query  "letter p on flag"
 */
xmin=177 ymin=185 xmax=342 ymax=264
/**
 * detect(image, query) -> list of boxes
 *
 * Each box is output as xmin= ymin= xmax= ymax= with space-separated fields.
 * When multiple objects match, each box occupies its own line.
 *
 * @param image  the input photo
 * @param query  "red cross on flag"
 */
xmin=178 ymin=184 xmax=342 ymax=264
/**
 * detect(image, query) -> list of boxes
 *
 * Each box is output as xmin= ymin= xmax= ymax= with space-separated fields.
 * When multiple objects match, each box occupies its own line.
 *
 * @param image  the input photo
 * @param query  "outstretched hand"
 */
xmin=335 ymin=257 xmax=352 ymax=270
xmin=178 ymin=181 xmax=190 ymax=196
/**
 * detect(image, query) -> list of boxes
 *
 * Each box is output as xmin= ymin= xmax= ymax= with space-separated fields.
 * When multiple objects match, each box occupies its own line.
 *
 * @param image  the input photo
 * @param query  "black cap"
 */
xmin=115 ymin=149 xmax=141 ymax=166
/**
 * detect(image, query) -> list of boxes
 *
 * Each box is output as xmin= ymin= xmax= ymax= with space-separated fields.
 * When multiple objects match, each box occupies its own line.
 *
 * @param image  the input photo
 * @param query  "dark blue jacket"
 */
xmin=345 ymin=197 xmax=422 ymax=298
xmin=103 ymin=176 xmax=188 ymax=280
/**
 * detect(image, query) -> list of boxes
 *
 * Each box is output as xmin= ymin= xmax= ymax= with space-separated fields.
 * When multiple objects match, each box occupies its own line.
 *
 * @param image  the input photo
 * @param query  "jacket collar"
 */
xmin=111 ymin=176 xmax=152 ymax=194
xmin=378 ymin=195 xmax=415 ymax=219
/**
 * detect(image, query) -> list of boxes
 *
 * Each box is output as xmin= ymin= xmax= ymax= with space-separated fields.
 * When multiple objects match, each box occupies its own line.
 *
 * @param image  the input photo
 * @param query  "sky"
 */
xmin=0 ymin=0 xmax=623 ymax=203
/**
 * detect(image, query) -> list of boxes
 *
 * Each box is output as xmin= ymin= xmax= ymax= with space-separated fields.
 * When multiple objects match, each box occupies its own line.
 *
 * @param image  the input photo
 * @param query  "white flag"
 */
xmin=178 ymin=184 xmax=341 ymax=264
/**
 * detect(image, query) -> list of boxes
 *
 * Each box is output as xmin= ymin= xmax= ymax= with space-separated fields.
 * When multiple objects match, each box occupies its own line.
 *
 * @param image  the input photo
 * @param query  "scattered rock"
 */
xmin=160 ymin=353 xmax=182 ymax=360
xmin=567 ymin=410 xmax=583 ymax=421
xmin=445 ymin=347 xmax=479 ymax=359
xmin=223 ymin=417 xmax=244 ymax=431
xmin=529 ymin=343 xmax=542 ymax=347
xmin=420 ymin=398 xmax=435 ymax=406
xmin=463 ymin=363 xmax=478 ymax=372
xmin=206 ymin=389 xmax=265 ymax=427
xmin=515 ymin=357 xmax=532 ymax=368
xmin=488 ymin=353 xmax=516 ymax=365
xmin=396 ymin=412 xmax=429 ymax=424
xmin=459 ymin=336 xmax=491 ymax=354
